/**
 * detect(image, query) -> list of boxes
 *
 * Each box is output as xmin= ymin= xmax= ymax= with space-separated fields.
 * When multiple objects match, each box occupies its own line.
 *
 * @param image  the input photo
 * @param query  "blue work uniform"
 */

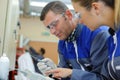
xmin=107 ymin=28 xmax=120 ymax=80
xmin=58 ymin=24 xmax=110 ymax=80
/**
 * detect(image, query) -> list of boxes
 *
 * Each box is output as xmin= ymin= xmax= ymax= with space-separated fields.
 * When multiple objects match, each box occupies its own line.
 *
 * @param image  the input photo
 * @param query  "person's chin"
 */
xmin=59 ymin=37 xmax=64 ymax=40
xmin=58 ymin=37 xmax=64 ymax=40
xmin=60 ymin=37 xmax=67 ymax=40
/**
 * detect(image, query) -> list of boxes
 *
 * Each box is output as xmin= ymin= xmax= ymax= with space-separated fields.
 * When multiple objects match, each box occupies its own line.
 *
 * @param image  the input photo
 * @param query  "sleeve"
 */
xmin=17 ymin=55 xmax=29 ymax=80
xmin=58 ymin=49 xmax=71 ymax=80
xmin=58 ymin=49 xmax=69 ymax=68
xmin=90 ymin=31 xmax=109 ymax=73
xmin=71 ymin=69 xmax=104 ymax=80
xmin=17 ymin=53 xmax=35 ymax=80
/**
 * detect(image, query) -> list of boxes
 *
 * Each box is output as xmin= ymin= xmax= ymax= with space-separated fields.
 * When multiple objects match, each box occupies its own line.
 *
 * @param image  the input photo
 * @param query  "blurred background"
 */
xmin=0 ymin=0 xmax=74 ymax=79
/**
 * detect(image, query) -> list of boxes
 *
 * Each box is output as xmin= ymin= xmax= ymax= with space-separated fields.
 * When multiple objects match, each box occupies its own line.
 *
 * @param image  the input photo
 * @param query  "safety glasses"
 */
xmin=74 ymin=12 xmax=81 ymax=19
xmin=46 ymin=12 xmax=80 ymax=30
xmin=46 ymin=13 xmax=65 ymax=30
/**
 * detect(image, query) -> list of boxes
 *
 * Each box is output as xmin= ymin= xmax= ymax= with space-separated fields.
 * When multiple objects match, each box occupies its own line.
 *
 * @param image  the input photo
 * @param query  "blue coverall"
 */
xmin=106 ymin=28 xmax=120 ymax=80
xmin=58 ymin=24 xmax=110 ymax=80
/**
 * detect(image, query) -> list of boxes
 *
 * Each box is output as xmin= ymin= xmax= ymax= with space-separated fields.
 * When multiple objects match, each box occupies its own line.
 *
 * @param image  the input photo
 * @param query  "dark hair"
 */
xmin=40 ymin=1 xmax=68 ymax=21
xmin=40 ymin=48 xmax=45 ymax=55
xmin=71 ymin=0 xmax=114 ymax=10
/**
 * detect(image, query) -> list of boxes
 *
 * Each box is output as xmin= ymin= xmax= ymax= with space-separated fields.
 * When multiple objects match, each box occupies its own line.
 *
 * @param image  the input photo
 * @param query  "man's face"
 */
xmin=43 ymin=11 xmax=73 ymax=40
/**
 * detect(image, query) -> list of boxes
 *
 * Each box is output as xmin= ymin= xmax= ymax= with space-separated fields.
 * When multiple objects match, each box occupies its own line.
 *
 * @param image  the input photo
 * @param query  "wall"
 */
xmin=19 ymin=16 xmax=58 ymax=42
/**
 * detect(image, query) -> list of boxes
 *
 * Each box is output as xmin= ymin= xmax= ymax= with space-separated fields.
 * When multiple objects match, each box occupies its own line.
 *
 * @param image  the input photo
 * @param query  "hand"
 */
xmin=45 ymin=68 xmax=72 ymax=79
xmin=37 ymin=58 xmax=57 ymax=75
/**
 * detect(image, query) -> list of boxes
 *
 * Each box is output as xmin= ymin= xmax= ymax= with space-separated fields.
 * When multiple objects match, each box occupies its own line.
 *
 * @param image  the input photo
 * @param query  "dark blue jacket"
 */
xmin=58 ymin=24 xmax=110 ymax=80
xmin=106 ymin=28 xmax=120 ymax=80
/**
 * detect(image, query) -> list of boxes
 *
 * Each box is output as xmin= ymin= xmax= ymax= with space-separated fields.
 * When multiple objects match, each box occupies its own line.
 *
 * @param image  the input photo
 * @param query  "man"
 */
xmin=38 ymin=1 xmax=110 ymax=80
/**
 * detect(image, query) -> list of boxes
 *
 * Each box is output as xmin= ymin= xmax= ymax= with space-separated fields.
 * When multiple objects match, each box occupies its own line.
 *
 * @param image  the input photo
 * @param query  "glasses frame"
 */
xmin=46 ymin=13 xmax=65 ymax=30
xmin=74 ymin=12 xmax=81 ymax=19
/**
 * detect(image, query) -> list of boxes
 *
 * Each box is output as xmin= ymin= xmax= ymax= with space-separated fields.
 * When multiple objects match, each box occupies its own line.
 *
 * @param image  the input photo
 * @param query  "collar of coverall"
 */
xmin=66 ymin=24 xmax=80 ymax=42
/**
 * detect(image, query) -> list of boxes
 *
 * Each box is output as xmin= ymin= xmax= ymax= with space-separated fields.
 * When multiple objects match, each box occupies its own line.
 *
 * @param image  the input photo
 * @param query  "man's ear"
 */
xmin=91 ymin=2 xmax=100 ymax=16
xmin=65 ymin=9 xmax=73 ymax=20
